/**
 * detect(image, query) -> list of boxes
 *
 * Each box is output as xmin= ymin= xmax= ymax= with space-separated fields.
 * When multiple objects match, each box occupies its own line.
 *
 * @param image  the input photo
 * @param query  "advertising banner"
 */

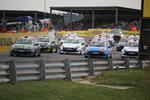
xmin=143 ymin=0 xmax=150 ymax=17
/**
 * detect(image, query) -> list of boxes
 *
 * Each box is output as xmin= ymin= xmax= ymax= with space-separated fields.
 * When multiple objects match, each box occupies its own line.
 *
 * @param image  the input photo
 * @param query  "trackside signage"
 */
xmin=143 ymin=0 xmax=150 ymax=17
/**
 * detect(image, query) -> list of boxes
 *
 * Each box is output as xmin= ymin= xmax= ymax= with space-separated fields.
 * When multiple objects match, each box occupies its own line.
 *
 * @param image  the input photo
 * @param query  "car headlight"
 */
xmin=122 ymin=49 xmax=127 ymax=53
xmin=60 ymin=46 xmax=64 ymax=50
xmin=121 ymin=34 xmax=124 ymax=37
xmin=84 ymin=48 xmax=88 ymax=53
xmin=10 ymin=45 xmax=15 ymax=51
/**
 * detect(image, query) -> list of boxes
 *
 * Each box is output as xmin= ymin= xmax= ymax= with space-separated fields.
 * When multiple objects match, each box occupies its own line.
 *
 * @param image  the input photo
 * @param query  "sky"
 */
xmin=0 ymin=0 xmax=141 ymax=13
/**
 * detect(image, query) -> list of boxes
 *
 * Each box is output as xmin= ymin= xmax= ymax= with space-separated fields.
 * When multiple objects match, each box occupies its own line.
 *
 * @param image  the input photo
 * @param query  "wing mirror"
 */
xmin=82 ymin=43 xmax=85 ymax=45
xmin=35 ymin=43 xmax=39 ymax=46
xmin=108 ymin=45 xmax=111 ymax=48
xmin=11 ymin=42 xmax=14 ymax=44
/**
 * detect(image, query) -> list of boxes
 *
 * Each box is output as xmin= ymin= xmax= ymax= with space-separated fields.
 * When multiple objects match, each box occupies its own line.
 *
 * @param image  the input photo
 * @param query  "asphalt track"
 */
xmin=0 ymin=47 xmax=121 ymax=62
xmin=0 ymin=36 xmax=122 ymax=62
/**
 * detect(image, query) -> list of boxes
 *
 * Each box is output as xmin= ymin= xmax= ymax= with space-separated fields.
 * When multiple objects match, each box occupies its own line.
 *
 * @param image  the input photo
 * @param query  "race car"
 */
xmin=60 ymin=37 xmax=86 ymax=54
xmin=84 ymin=41 xmax=112 ymax=58
xmin=60 ymin=35 xmax=78 ymax=44
xmin=37 ymin=36 xmax=58 ymax=53
xmin=93 ymin=33 xmax=114 ymax=46
xmin=111 ymin=29 xmax=124 ymax=43
xmin=63 ymin=33 xmax=78 ymax=37
xmin=121 ymin=41 xmax=139 ymax=58
xmin=116 ymin=38 xmax=128 ymax=51
xmin=10 ymin=36 xmax=41 ymax=57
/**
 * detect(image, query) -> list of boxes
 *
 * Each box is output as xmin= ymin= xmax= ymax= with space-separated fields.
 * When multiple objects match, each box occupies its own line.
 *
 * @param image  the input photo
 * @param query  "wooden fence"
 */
xmin=0 ymin=57 xmax=150 ymax=83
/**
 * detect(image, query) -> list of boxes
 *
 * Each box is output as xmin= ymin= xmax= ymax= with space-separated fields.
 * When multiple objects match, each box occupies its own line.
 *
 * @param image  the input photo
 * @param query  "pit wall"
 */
xmin=0 ymin=29 xmax=139 ymax=52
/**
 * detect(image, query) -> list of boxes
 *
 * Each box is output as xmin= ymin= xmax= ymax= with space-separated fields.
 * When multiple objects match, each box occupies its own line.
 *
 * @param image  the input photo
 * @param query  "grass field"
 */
xmin=0 ymin=68 xmax=149 ymax=100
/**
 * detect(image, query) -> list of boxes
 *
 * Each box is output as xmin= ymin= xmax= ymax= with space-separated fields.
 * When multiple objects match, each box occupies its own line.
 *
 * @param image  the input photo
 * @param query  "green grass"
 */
xmin=94 ymin=69 xmax=148 ymax=87
xmin=0 ymin=68 xmax=150 ymax=100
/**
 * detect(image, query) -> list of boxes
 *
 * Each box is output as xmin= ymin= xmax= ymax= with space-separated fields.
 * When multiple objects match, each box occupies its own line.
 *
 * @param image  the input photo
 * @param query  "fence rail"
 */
xmin=0 ymin=57 xmax=150 ymax=83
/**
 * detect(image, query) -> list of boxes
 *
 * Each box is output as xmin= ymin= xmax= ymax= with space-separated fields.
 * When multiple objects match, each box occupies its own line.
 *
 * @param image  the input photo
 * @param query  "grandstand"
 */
xmin=50 ymin=6 xmax=141 ymax=30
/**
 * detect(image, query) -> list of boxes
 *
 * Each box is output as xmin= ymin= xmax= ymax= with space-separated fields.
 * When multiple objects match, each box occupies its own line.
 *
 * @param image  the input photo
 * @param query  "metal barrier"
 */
xmin=0 ymin=57 xmax=150 ymax=83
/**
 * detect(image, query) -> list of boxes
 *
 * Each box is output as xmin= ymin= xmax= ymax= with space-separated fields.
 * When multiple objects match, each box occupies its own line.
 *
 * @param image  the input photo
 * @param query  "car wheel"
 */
xmin=37 ymin=52 xmax=41 ymax=57
xmin=49 ymin=48 xmax=54 ymax=53
xmin=60 ymin=52 xmax=63 ymax=55
xmin=110 ymin=54 xmax=112 ymax=58
xmin=116 ymin=47 xmax=119 ymax=51
xmin=10 ymin=52 xmax=14 ymax=56
xmin=55 ymin=46 xmax=58 ymax=53
xmin=121 ymin=55 xmax=124 ymax=58
xmin=32 ymin=51 xmax=37 ymax=57
xmin=84 ymin=56 xmax=88 ymax=58
xmin=108 ymin=53 xmax=112 ymax=58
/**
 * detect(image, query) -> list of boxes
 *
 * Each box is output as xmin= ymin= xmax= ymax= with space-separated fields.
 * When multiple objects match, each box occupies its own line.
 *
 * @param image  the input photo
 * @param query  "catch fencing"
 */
xmin=0 ymin=57 xmax=150 ymax=83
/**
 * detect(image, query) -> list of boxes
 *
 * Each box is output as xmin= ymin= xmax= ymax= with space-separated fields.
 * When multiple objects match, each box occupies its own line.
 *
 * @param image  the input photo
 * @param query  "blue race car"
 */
xmin=84 ymin=41 xmax=112 ymax=58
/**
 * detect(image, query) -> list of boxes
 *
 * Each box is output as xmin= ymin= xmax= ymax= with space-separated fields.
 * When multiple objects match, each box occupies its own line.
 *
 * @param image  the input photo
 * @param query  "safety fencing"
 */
xmin=0 ymin=57 xmax=149 ymax=83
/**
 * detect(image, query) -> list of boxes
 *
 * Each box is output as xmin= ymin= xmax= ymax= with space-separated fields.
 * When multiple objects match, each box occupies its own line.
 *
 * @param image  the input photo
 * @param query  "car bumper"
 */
xmin=60 ymin=48 xmax=81 ymax=54
xmin=116 ymin=46 xmax=124 ymax=51
xmin=60 ymin=50 xmax=80 ymax=54
xmin=84 ymin=51 xmax=109 ymax=58
xmin=122 ymin=51 xmax=138 ymax=57
xmin=10 ymin=49 xmax=35 ymax=55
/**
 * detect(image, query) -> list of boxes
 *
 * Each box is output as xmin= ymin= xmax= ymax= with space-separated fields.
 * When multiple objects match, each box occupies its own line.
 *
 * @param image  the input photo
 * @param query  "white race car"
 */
xmin=60 ymin=37 xmax=86 ymax=54
xmin=121 ymin=41 xmax=139 ymax=58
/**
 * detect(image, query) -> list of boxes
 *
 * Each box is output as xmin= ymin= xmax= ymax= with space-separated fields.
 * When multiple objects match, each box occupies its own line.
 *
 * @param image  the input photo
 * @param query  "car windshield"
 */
xmin=120 ymin=38 xmax=128 ymax=42
xmin=38 ymin=38 xmax=49 ymax=42
xmin=15 ymin=39 xmax=33 ymax=44
xmin=64 ymin=39 xmax=82 ymax=44
xmin=89 ymin=42 xmax=106 ymax=47
xmin=63 ymin=36 xmax=77 ymax=40
xmin=111 ymin=29 xmax=122 ymax=34
xmin=126 ymin=42 xmax=138 ymax=47
xmin=63 ymin=36 xmax=69 ymax=40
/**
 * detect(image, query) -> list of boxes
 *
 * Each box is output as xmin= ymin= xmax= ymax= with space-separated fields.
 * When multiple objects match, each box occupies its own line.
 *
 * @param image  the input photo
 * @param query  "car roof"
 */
xmin=37 ymin=36 xmax=49 ymax=38
xmin=17 ymin=36 xmax=35 ymax=40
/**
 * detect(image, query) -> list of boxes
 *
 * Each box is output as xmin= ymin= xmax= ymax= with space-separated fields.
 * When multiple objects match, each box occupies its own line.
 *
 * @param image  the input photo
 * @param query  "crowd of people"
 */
xmin=60 ymin=20 xmax=140 ymax=31
xmin=0 ymin=16 xmax=140 ymax=33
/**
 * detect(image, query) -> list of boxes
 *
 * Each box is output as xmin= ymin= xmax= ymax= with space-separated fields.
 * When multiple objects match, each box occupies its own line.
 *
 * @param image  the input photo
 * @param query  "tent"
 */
xmin=16 ymin=16 xmax=33 ymax=21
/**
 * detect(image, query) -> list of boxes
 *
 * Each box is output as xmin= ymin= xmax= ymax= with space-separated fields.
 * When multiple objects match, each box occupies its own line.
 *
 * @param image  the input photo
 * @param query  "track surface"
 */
xmin=0 ymin=36 xmax=122 ymax=62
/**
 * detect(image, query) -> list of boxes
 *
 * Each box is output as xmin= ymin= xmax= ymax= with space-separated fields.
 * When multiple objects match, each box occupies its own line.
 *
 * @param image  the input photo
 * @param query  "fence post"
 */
xmin=107 ymin=57 xmax=113 ymax=70
xmin=88 ymin=58 xmax=94 ymax=76
xmin=138 ymin=59 xmax=143 ymax=68
xmin=64 ymin=59 xmax=72 ymax=81
xmin=9 ymin=60 xmax=17 ymax=83
xmin=124 ymin=56 xmax=130 ymax=69
xmin=39 ymin=60 xmax=46 ymax=81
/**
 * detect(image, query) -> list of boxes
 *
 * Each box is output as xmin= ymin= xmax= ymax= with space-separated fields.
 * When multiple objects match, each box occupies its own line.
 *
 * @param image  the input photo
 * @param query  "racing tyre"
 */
xmin=10 ymin=52 xmax=14 ymax=56
xmin=108 ymin=53 xmax=112 ymax=58
xmin=32 ymin=51 xmax=37 ymax=57
xmin=121 ymin=55 xmax=124 ymax=59
xmin=37 ymin=52 xmax=41 ymax=57
xmin=49 ymin=48 xmax=54 ymax=53
xmin=84 ymin=56 xmax=88 ymax=58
